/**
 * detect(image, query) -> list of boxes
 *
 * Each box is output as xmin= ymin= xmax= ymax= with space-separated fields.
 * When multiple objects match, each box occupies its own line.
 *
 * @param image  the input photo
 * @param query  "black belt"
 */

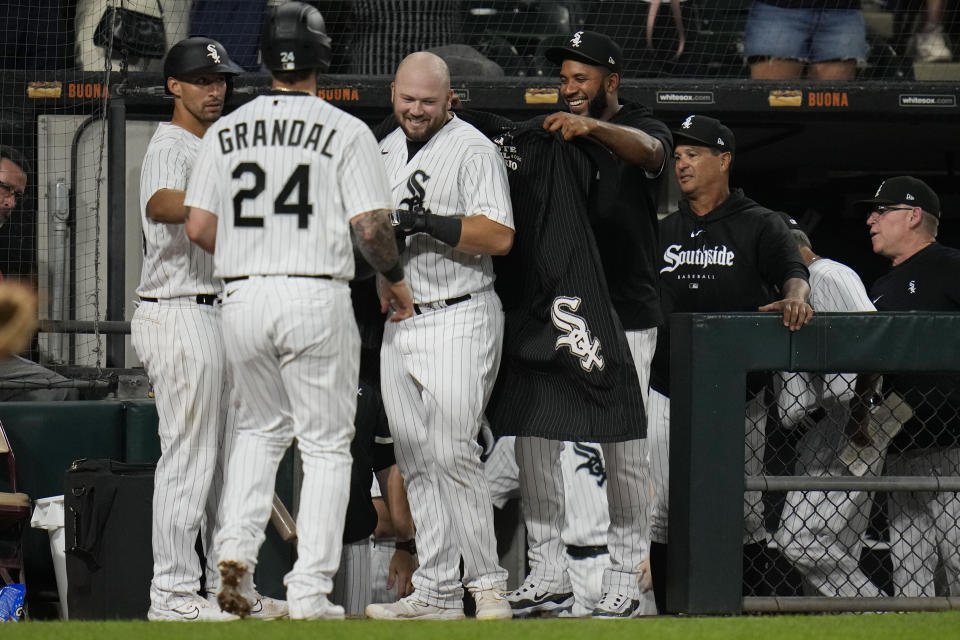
xmin=413 ymin=294 xmax=471 ymax=315
xmin=223 ymin=274 xmax=333 ymax=283
xmin=566 ymin=544 xmax=609 ymax=559
xmin=140 ymin=294 xmax=218 ymax=306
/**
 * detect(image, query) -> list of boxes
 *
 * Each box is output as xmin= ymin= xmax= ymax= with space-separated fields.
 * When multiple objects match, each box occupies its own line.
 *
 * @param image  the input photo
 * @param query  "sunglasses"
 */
xmin=870 ymin=205 xmax=914 ymax=215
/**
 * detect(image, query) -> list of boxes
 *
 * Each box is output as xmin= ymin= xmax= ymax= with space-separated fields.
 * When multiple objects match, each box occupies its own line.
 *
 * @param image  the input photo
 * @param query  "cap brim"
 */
xmin=855 ymin=197 xmax=896 ymax=210
xmin=544 ymin=46 xmax=611 ymax=70
xmin=673 ymin=132 xmax=729 ymax=152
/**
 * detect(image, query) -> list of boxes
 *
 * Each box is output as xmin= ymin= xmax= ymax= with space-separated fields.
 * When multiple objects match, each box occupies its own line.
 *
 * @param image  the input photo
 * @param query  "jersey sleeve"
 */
xmin=817 ymin=265 xmax=875 ymax=312
xmin=459 ymin=144 xmax=514 ymax=230
xmin=183 ymin=131 xmax=223 ymax=217
xmin=618 ymin=112 xmax=673 ymax=179
xmin=140 ymin=137 xmax=191 ymax=201
xmin=338 ymin=126 xmax=393 ymax=220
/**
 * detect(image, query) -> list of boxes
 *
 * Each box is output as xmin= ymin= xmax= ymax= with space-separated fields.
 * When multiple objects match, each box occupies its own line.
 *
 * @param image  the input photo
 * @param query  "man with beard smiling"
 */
xmin=365 ymin=51 xmax=515 ymax=620
xmin=501 ymin=31 xmax=672 ymax=618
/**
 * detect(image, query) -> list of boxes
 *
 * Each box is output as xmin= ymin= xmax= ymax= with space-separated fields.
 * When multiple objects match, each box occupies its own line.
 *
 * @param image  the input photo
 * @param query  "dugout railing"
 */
xmin=668 ymin=311 xmax=960 ymax=615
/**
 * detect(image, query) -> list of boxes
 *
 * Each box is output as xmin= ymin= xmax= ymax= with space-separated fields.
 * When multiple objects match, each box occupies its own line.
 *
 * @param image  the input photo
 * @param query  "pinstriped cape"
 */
xmin=460 ymin=112 xmax=646 ymax=442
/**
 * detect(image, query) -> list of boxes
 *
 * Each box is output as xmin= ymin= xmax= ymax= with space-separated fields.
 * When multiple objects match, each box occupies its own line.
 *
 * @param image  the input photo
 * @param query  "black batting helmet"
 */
xmin=164 ymin=37 xmax=244 ymax=81
xmin=261 ymin=1 xmax=332 ymax=73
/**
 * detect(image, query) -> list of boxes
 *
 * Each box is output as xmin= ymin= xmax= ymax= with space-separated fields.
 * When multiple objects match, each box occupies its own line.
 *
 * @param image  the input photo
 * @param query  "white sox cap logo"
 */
xmin=570 ymin=31 xmax=584 ymax=47
xmin=206 ymin=44 xmax=222 ymax=64
xmin=681 ymin=115 xmax=694 ymax=129
xmin=551 ymin=296 xmax=604 ymax=372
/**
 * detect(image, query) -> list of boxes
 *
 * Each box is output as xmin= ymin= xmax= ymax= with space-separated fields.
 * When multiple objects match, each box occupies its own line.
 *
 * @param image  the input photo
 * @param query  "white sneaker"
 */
xmin=148 ymin=595 xmax=239 ymax=622
xmin=914 ymin=25 xmax=952 ymax=62
xmin=365 ymin=594 xmax=465 ymax=620
xmin=505 ymin=580 xmax=574 ymax=617
xmin=591 ymin=591 xmax=642 ymax=618
xmin=206 ymin=591 xmax=289 ymax=620
xmin=472 ymin=588 xmax=513 ymax=620
xmin=288 ymin=595 xmax=345 ymax=620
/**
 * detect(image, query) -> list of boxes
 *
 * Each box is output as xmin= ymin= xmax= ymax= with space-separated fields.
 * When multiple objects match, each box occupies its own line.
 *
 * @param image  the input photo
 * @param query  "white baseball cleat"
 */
xmin=472 ymin=588 xmax=513 ymax=620
xmin=365 ymin=594 xmax=465 ymax=620
xmin=288 ymin=595 xmax=345 ymax=620
xmin=148 ymin=595 xmax=239 ymax=622
xmin=206 ymin=591 xmax=289 ymax=620
xmin=591 ymin=591 xmax=642 ymax=618
xmin=505 ymin=580 xmax=574 ymax=617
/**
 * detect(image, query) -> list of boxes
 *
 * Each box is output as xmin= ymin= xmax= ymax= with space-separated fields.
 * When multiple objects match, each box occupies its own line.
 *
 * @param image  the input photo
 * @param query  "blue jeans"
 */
xmin=744 ymin=1 xmax=868 ymax=64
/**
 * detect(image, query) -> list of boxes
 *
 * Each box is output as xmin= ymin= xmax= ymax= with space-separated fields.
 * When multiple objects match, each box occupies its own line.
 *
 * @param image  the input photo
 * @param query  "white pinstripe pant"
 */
xmin=773 ymin=403 xmax=884 ymax=597
xmin=380 ymin=290 xmax=508 ymax=606
xmin=515 ymin=328 xmax=655 ymax=599
xmin=214 ymin=277 xmax=358 ymax=611
xmin=132 ymin=299 xmax=233 ymax=609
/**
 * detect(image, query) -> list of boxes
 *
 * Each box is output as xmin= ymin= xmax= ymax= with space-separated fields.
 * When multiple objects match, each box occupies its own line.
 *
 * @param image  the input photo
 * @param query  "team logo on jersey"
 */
xmin=660 ymin=243 xmax=735 ymax=273
xmin=573 ymin=442 xmax=606 ymax=487
xmin=399 ymin=170 xmax=432 ymax=214
xmin=206 ymin=44 xmax=222 ymax=64
xmin=551 ymin=296 xmax=604 ymax=372
xmin=570 ymin=31 xmax=584 ymax=48
xmin=908 ymin=280 xmax=917 ymax=294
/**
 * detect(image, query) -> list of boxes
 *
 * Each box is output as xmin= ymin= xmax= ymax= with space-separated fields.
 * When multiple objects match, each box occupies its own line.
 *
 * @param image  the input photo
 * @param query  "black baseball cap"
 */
xmin=544 ymin=30 xmax=622 ymax=74
xmin=857 ymin=176 xmax=941 ymax=218
xmin=673 ymin=114 xmax=735 ymax=154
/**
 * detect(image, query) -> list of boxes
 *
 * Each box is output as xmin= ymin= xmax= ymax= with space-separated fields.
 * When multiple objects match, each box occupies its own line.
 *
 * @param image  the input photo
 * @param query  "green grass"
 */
xmin=3 ymin=612 xmax=960 ymax=640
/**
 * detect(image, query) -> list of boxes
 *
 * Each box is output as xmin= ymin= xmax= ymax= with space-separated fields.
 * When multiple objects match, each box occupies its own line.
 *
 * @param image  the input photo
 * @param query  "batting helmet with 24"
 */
xmin=261 ymin=1 xmax=332 ymax=73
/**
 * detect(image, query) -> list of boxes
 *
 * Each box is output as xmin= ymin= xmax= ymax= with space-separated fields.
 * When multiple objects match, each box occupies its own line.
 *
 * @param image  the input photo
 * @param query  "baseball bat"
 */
xmin=270 ymin=493 xmax=298 ymax=542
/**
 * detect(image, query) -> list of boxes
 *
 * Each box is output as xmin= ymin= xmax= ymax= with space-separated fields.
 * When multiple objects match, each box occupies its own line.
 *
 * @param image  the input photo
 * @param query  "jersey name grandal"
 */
xmin=660 ymin=243 xmax=735 ymax=273
xmin=217 ymin=118 xmax=337 ymax=156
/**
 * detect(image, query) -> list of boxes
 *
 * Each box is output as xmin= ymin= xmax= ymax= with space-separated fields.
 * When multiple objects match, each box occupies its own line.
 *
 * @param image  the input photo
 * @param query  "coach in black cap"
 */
xmin=648 ymin=112 xmax=811 ymax=614
xmin=503 ymin=29 xmax=673 ymax=619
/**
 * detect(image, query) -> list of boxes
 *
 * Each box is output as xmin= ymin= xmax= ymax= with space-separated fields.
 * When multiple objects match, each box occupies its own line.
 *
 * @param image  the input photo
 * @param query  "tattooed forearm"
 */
xmin=351 ymin=209 xmax=401 ymax=273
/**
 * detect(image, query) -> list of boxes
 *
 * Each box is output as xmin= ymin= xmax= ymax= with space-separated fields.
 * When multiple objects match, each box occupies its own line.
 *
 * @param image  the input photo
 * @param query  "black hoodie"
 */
xmin=651 ymin=188 xmax=808 ymax=395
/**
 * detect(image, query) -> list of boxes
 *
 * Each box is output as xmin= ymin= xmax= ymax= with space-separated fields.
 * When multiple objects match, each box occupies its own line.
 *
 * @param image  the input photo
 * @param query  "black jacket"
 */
xmin=460 ymin=112 xmax=646 ymax=442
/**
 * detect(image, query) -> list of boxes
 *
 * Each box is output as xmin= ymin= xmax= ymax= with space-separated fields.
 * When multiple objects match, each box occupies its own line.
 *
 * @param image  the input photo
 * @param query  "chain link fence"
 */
xmin=743 ymin=370 xmax=960 ymax=605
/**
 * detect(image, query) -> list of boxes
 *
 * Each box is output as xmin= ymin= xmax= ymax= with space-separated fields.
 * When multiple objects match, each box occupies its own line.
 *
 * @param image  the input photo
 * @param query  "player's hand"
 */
xmin=0 ymin=281 xmax=38 ymax=358
xmin=377 ymin=274 xmax=414 ymax=322
xmin=390 ymin=206 xmax=427 ymax=237
xmin=638 ymin=557 xmax=653 ymax=593
xmin=543 ymin=111 xmax=597 ymax=141
xmin=758 ymin=298 xmax=813 ymax=331
xmin=387 ymin=548 xmax=417 ymax=598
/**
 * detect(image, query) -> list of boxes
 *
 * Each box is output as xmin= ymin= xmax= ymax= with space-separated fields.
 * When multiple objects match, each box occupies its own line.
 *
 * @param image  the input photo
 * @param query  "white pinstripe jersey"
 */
xmin=185 ymin=93 xmax=393 ymax=279
xmin=379 ymin=114 xmax=514 ymax=302
xmin=778 ymin=257 xmax=875 ymax=426
xmin=137 ymin=123 xmax=218 ymax=298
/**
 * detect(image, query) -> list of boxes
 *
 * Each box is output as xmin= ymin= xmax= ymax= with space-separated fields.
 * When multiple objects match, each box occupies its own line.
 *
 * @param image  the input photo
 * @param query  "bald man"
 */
xmin=365 ymin=52 xmax=515 ymax=621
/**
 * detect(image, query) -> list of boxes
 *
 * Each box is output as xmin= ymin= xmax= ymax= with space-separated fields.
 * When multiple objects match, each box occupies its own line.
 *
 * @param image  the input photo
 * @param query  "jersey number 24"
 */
xmin=232 ymin=162 xmax=312 ymax=229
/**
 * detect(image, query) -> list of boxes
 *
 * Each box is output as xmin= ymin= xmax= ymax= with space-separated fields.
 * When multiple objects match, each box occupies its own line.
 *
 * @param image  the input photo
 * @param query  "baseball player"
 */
xmin=183 ymin=2 xmax=413 ymax=620
xmin=131 ymin=37 xmax=267 ymax=622
xmin=364 ymin=51 xmax=515 ymax=621
xmin=485 ymin=437 xmax=657 ymax=617
xmin=770 ymin=213 xmax=883 ymax=598
xmin=502 ymin=30 xmax=669 ymax=619
xmin=649 ymin=115 xmax=812 ymax=612
xmin=860 ymin=176 xmax=960 ymax=596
